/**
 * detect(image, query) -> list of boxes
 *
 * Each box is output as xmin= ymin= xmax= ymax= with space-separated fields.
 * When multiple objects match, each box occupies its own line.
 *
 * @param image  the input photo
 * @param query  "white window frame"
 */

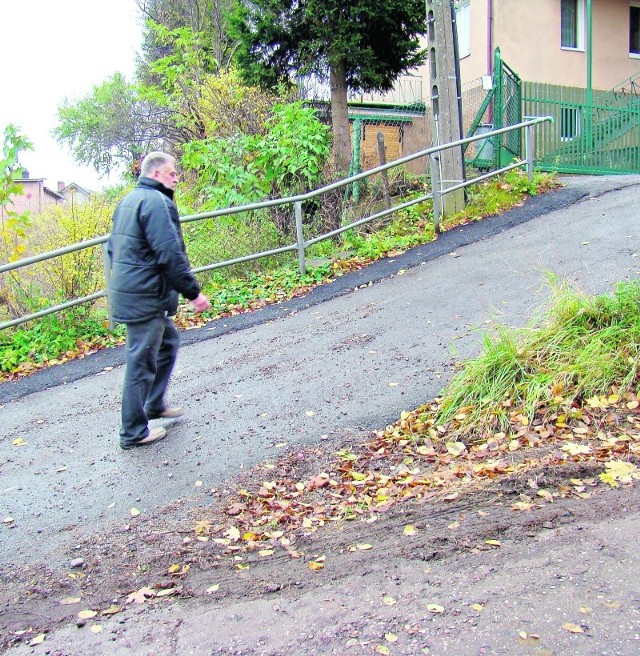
xmin=560 ymin=0 xmax=585 ymax=51
xmin=630 ymin=1 xmax=640 ymax=59
xmin=455 ymin=1 xmax=471 ymax=59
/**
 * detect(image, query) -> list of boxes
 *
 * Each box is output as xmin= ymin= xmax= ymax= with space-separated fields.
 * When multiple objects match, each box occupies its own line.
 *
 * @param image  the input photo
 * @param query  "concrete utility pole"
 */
xmin=425 ymin=0 xmax=465 ymax=215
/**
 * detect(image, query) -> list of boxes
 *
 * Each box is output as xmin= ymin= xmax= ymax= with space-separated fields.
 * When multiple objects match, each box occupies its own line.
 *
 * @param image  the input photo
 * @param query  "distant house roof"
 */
xmin=61 ymin=182 xmax=93 ymax=197
xmin=15 ymin=177 xmax=65 ymax=202
xmin=44 ymin=186 xmax=65 ymax=201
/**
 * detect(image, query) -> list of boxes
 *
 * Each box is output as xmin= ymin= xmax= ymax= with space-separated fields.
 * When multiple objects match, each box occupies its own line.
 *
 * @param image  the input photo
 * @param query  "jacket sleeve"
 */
xmin=142 ymin=194 xmax=201 ymax=301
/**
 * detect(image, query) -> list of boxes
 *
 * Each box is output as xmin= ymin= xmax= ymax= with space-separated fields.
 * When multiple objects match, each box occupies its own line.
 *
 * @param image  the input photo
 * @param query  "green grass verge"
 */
xmin=435 ymin=277 xmax=640 ymax=435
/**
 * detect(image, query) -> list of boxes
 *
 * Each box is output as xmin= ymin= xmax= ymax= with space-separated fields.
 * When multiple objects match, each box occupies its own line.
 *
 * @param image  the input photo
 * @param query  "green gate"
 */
xmin=465 ymin=48 xmax=522 ymax=169
xmin=466 ymin=48 xmax=640 ymax=174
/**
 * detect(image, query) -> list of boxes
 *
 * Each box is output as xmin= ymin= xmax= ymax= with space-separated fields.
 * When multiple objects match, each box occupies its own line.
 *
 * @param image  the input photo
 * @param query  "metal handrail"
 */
xmin=0 ymin=116 xmax=552 ymax=331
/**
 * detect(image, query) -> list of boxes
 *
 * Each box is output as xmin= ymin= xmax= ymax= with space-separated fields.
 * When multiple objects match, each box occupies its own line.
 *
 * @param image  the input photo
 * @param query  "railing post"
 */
xmin=101 ymin=242 xmax=114 ymax=331
xmin=377 ymin=131 xmax=392 ymax=210
xmin=525 ymin=124 xmax=535 ymax=181
xmin=429 ymin=153 xmax=442 ymax=234
xmin=295 ymin=201 xmax=306 ymax=275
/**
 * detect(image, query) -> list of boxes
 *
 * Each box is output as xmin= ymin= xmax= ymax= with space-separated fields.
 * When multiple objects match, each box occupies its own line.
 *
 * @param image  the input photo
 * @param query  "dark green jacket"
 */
xmin=107 ymin=178 xmax=201 ymax=324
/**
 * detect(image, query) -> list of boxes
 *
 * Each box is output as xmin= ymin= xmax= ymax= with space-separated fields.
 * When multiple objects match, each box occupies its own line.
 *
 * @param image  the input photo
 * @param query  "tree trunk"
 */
xmin=329 ymin=58 xmax=351 ymax=174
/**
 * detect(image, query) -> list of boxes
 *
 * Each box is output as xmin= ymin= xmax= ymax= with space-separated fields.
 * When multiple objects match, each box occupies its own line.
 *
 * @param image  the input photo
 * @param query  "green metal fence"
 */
xmin=465 ymin=49 xmax=640 ymax=175
xmin=523 ymin=79 xmax=640 ymax=174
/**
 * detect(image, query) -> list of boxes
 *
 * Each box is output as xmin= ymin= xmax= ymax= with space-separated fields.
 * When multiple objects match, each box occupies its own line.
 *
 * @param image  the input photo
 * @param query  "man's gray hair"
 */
xmin=140 ymin=152 xmax=175 ymax=177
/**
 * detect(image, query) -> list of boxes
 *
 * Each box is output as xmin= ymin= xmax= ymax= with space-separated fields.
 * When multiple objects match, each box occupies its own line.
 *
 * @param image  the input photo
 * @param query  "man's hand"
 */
xmin=191 ymin=293 xmax=211 ymax=314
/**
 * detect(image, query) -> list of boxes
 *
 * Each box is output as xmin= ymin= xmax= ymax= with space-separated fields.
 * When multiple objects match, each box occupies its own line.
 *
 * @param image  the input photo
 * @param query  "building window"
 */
xmin=560 ymin=107 xmax=581 ymax=141
xmin=630 ymin=3 xmax=640 ymax=55
xmin=561 ymin=0 xmax=585 ymax=50
xmin=455 ymin=1 xmax=470 ymax=59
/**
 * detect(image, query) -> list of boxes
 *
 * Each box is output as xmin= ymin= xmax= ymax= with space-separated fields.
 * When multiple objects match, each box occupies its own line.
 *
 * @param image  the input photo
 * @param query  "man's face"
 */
xmin=152 ymin=162 xmax=178 ymax=190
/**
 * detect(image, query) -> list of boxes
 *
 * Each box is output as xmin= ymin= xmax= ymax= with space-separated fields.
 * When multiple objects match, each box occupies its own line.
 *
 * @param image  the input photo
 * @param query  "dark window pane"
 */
xmin=561 ymin=0 xmax=578 ymax=48
xmin=560 ymin=107 xmax=580 ymax=140
xmin=631 ymin=7 xmax=640 ymax=54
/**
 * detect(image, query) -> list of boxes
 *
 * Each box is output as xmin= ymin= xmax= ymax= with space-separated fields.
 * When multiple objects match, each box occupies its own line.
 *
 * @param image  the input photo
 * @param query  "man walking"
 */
xmin=107 ymin=152 xmax=210 ymax=449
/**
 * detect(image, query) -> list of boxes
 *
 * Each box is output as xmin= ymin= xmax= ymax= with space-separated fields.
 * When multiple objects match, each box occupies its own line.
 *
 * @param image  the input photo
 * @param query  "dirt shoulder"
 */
xmin=3 ymin=428 xmax=640 ymax=655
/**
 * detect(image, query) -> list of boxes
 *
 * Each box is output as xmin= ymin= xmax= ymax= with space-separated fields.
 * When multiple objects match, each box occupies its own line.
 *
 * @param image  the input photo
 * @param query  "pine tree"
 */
xmin=231 ymin=0 xmax=427 ymax=172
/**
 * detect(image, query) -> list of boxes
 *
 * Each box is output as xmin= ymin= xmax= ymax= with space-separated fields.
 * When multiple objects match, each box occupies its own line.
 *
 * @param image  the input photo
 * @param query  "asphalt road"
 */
xmin=1 ymin=174 xmax=639 ymax=573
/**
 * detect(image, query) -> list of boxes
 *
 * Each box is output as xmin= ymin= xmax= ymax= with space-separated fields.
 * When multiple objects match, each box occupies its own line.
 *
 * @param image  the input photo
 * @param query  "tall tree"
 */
xmin=136 ymin=0 xmax=237 ymax=80
xmin=54 ymin=73 xmax=168 ymax=176
xmin=230 ymin=0 xmax=427 ymax=172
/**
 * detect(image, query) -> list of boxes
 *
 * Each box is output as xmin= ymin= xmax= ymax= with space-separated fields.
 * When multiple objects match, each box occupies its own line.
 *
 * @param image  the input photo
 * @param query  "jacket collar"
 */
xmin=137 ymin=176 xmax=174 ymax=200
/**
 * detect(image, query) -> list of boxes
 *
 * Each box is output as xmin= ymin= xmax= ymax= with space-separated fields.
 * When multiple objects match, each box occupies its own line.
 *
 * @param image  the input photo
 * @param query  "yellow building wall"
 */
xmin=417 ymin=0 xmax=640 ymax=96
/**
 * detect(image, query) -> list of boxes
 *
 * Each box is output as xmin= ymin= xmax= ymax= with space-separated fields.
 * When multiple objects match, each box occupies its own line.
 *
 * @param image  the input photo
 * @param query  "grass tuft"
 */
xmin=435 ymin=278 xmax=640 ymax=435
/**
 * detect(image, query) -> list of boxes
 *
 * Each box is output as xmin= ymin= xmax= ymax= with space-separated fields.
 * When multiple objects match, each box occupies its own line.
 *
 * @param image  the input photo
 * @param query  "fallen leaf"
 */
xmin=403 ymin=524 xmax=417 ymax=536
xmin=130 ymin=507 xmax=140 ymax=517
xmin=12 ymin=438 xmax=25 ymax=446
xmin=427 ymin=604 xmax=445 ymax=613
xmin=471 ymin=603 xmax=484 ymax=611
xmin=78 ymin=609 xmax=97 ymax=619
xmin=356 ymin=543 xmax=373 ymax=550
xmin=207 ymin=584 xmax=220 ymax=593
xmin=561 ymin=443 xmax=592 ymax=456
xmin=561 ymin=623 xmax=584 ymax=633
xmin=226 ymin=526 xmax=241 ymax=541
xmin=446 ymin=441 xmax=466 ymax=457
xmin=155 ymin=588 xmax=177 ymax=597
xmin=382 ymin=595 xmax=397 ymax=606
xmin=101 ymin=605 xmax=121 ymax=616
xmin=29 ymin=634 xmax=45 ymax=646
xmin=600 ymin=460 xmax=639 ymax=487
xmin=537 ymin=489 xmax=554 ymax=502
xmin=259 ymin=549 xmax=275 ymax=556
xmin=90 ymin=625 xmax=103 ymax=633
xmin=376 ymin=646 xmax=391 ymax=655
xmin=126 ymin=587 xmax=156 ymax=604
xmin=385 ymin=632 xmax=398 ymax=642
xmin=485 ymin=539 xmax=501 ymax=547
xmin=308 ymin=561 xmax=324 ymax=571
xmin=60 ymin=597 xmax=82 ymax=605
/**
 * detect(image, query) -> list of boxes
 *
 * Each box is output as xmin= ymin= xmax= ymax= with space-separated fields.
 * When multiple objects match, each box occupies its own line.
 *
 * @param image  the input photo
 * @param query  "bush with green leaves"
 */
xmin=0 ymin=124 xmax=33 ymax=319
xmin=181 ymin=100 xmax=331 ymax=236
xmin=24 ymin=198 xmax=115 ymax=303
xmin=0 ymin=305 xmax=123 ymax=373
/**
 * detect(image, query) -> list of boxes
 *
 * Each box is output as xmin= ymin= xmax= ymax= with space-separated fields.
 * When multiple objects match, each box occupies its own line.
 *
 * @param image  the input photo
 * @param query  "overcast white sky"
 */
xmin=0 ymin=0 xmax=142 ymax=191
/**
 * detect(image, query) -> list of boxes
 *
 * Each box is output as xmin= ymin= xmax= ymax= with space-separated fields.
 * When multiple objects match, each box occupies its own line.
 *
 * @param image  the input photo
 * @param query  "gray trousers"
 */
xmin=119 ymin=313 xmax=180 ymax=446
